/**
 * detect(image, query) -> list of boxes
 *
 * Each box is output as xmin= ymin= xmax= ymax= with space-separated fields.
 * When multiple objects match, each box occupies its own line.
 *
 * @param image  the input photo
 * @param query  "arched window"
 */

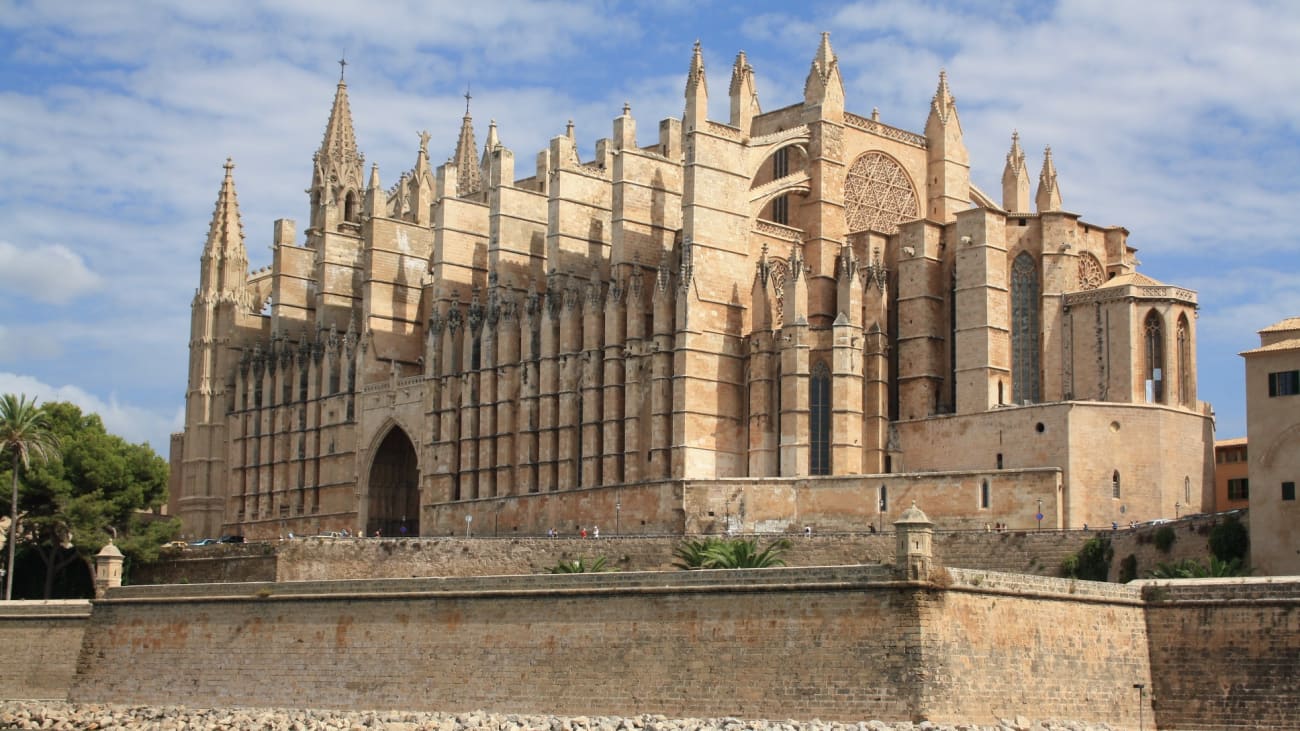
xmin=1177 ymin=314 xmax=1191 ymax=406
xmin=1184 ymin=476 xmax=1191 ymax=504
xmin=344 ymin=191 xmax=359 ymax=224
xmin=810 ymin=361 xmax=832 ymax=475
xmin=1112 ymin=470 xmax=1121 ymax=499
xmin=1011 ymin=252 xmax=1041 ymax=404
xmin=1144 ymin=311 xmax=1165 ymax=403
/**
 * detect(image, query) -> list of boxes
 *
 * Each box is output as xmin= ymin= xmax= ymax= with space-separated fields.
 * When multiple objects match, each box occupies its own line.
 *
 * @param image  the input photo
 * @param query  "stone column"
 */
xmin=601 ymin=277 xmax=626 ymax=484
xmin=581 ymin=278 xmax=605 ymax=488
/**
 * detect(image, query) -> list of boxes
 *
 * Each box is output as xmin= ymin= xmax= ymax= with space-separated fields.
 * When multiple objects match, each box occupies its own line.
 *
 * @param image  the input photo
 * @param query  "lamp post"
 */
xmin=1175 ymin=502 xmax=1180 ymax=519
xmin=615 ymin=496 xmax=621 ymax=537
xmin=1036 ymin=498 xmax=1044 ymax=531
xmin=465 ymin=514 xmax=472 ymax=538
xmin=878 ymin=492 xmax=886 ymax=533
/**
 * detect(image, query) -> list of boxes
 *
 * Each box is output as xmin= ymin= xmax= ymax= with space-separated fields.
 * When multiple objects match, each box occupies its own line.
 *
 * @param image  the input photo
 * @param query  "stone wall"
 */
xmin=144 ymin=528 xmax=1145 ymax=584
xmin=69 ymin=567 xmax=1158 ymax=726
xmin=0 ymin=601 xmax=91 ymax=700
xmin=1141 ymin=577 xmax=1300 ymax=730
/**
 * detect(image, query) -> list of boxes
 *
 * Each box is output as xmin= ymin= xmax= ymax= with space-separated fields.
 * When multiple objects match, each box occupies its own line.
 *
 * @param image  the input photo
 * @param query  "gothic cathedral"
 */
xmin=172 ymin=35 xmax=1213 ymax=540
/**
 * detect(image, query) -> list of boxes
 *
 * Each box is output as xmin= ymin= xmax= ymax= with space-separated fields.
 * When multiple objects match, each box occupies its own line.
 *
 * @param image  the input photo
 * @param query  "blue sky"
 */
xmin=1 ymin=0 xmax=1297 ymax=452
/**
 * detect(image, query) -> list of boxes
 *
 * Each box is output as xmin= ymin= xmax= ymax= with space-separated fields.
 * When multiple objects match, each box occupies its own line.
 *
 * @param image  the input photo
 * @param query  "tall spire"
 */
xmin=453 ymin=85 xmax=480 ymax=197
xmin=924 ymin=68 xmax=969 ymax=222
xmin=201 ymin=158 xmax=248 ymax=296
xmin=803 ymin=31 xmax=844 ymax=112
xmin=684 ymin=40 xmax=708 ymax=131
xmin=1036 ymin=145 xmax=1062 ymax=212
xmin=930 ymin=69 xmax=957 ymax=125
xmin=1002 ymin=131 xmax=1030 ymax=212
xmin=317 ymin=67 xmax=362 ymax=180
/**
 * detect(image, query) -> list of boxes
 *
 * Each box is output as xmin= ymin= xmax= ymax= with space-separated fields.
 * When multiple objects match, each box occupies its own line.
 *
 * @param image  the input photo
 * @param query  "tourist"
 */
xmin=593 ymin=525 xmax=600 ymax=538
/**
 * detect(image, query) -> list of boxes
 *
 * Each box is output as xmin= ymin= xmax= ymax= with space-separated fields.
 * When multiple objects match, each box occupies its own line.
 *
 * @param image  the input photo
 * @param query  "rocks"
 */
xmin=0 ymin=703 xmax=1114 ymax=731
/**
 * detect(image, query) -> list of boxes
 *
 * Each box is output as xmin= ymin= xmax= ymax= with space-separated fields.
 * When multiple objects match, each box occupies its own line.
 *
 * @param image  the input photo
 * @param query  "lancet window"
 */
xmin=1177 ymin=314 xmax=1191 ymax=406
xmin=1011 ymin=252 xmax=1041 ymax=404
xmin=1144 ymin=311 xmax=1164 ymax=403
xmin=810 ymin=361 xmax=831 ymax=475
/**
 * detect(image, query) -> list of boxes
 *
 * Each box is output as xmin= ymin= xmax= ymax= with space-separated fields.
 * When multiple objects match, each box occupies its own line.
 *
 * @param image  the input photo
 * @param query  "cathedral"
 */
xmin=171 ymin=35 xmax=1214 ymax=541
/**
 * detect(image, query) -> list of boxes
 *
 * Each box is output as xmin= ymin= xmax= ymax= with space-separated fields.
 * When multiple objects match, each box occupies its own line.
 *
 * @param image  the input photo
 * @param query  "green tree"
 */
xmin=1209 ymin=515 xmax=1249 ymax=564
xmin=1 ymin=394 xmax=61 ymax=600
xmin=1 ymin=400 xmax=175 ymax=598
xmin=1061 ymin=535 xmax=1113 ymax=581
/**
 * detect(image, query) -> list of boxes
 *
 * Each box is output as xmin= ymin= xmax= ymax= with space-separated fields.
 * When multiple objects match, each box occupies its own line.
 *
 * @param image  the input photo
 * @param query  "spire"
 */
xmin=317 ymin=69 xmax=362 ymax=181
xmin=924 ymin=68 xmax=969 ymax=223
xmin=1002 ymin=131 xmax=1030 ymax=212
xmin=803 ymin=32 xmax=844 ymax=112
xmin=1036 ymin=145 xmax=1062 ymax=212
xmin=930 ymin=69 xmax=956 ymax=126
xmin=201 ymin=158 xmax=248 ymax=296
xmin=729 ymin=50 xmax=760 ymax=131
xmin=684 ymin=40 xmax=708 ymax=131
xmin=453 ymin=89 xmax=480 ymax=197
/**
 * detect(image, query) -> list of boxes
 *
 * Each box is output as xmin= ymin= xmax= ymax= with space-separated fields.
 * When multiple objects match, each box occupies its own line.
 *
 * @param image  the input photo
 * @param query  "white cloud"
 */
xmin=0 ymin=372 xmax=182 ymax=452
xmin=0 ymin=241 xmax=100 ymax=304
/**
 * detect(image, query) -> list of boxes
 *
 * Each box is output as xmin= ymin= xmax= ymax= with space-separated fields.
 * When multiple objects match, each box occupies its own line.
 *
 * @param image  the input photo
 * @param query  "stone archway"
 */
xmin=367 ymin=427 xmax=420 ymax=538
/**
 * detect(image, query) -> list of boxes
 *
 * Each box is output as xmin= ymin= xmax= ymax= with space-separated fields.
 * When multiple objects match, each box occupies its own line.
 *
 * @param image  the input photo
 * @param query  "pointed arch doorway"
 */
xmin=367 ymin=426 xmax=420 ymax=538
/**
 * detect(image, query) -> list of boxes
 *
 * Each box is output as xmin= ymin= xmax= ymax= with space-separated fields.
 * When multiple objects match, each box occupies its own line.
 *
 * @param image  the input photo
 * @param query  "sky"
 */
xmin=1 ymin=0 xmax=1297 ymax=453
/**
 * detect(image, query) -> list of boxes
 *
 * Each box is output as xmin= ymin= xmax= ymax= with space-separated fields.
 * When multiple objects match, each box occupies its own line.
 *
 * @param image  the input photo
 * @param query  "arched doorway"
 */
xmin=367 ymin=427 xmax=419 ymax=538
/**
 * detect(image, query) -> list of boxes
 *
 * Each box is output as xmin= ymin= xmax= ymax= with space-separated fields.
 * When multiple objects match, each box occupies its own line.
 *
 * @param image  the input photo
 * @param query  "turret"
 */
xmin=1001 ymin=131 xmax=1030 ymax=213
xmin=923 ymin=70 xmax=970 ymax=223
xmin=803 ymin=32 xmax=844 ymax=118
xmin=728 ymin=51 xmax=760 ymax=132
xmin=684 ymin=40 xmax=708 ymax=132
xmin=309 ymin=60 xmax=365 ymax=233
xmin=1035 ymin=146 xmax=1062 ymax=213
xmin=198 ymin=158 xmax=250 ymax=301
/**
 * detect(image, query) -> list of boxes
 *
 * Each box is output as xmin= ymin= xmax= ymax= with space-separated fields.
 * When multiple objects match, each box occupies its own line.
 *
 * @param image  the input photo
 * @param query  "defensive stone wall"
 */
xmin=0 ymin=601 xmax=91 ymax=699
xmin=132 ymin=542 xmax=277 ymax=585
xmin=70 ymin=566 xmax=1154 ymax=726
xmin=1140 ymin=577 xmax=1300 ymax=730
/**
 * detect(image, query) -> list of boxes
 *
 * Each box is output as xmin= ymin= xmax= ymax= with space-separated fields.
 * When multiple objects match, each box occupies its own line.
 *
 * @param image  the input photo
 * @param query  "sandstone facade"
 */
xmin=171 ymin=35 xmax=1212 ymax=541
xmin=1241 ymin=317 xmax=1300 ymax=574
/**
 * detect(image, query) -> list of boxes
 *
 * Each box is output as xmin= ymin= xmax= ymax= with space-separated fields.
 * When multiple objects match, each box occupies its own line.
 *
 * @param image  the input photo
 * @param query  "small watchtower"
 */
xmin=94 ymin=541 xmax=124 ymax=598
xmin=894 ymin=501 xmax=934 ymax=581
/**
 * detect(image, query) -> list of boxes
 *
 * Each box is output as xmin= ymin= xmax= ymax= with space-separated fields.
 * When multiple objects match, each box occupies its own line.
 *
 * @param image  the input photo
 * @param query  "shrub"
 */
xmin=1209 ymin=515 xmax=1249 ymax=563
xmin=1118 ymin=553 xmax=1139 ymax=583
xmin=548 ymin=556 xmax=615 ymax=573
xmin=1153 ymin=525 xmax=1177 ymax=553
xmin=673 ymin=536 xmax=790 ymax=569
xmin=1062 ymin=536 xmax=1113 ymax=581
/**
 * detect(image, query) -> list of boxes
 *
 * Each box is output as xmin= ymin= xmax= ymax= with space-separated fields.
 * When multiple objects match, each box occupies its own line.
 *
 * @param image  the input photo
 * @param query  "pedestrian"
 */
xmin=374 ymin=529 xmax=381 ymax=538
xmin=1082 ymin=522 xmax=1088 ymax=531
xmin=593 ymin=525 xmax=600 ymax=538
xmin=580 ymin=527 xmax=588 ymax=539
xmin=803 ymin=525 xmax=812 ymax=538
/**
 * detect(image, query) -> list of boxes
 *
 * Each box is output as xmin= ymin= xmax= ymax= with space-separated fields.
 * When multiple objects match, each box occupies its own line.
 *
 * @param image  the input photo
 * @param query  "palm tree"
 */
xmin=548 ymin=556 xmax=615 ymax=573
xmin=1 ymin=394 xmax=60 ymax=600
xmin=701 ymin=537 xmax=791 ymax=569
xmin=672 ymin=536 xmax=727 ymax=570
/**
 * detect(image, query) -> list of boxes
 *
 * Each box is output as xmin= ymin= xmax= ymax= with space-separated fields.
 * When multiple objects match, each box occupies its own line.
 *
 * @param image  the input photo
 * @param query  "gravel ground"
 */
xmin=0 ymin=702 xmax=1116 ymax=731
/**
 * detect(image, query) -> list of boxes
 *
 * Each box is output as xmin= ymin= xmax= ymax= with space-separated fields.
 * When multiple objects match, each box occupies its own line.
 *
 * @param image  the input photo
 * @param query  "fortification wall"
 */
xmin=68 ymin=567 xmax=1170 ymax=726
xmin=0 ymin=601 xmax=91 ymax=699
xmin=929 ymin=570 xmax=1151 ymax=726
xmin=1141 ymin=577 xmax=1300 ymax=730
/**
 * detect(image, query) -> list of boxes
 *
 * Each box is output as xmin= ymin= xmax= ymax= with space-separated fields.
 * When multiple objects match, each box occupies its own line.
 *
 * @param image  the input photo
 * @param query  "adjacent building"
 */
xmin=170 ymin=35 xmax=1214 ymax=541
xmin=1214 ymin=437 xmax=1250 ymax=512
xmin=1242 ymin=317 xmax=1300 ymax=575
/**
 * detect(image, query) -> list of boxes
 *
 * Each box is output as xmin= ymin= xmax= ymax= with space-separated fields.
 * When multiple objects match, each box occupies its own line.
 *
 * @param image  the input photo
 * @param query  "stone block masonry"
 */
xmin=0 ymin=600 xmax=91 ymax=699
xmin=71 ymin=567 xmax=1158 ymax=727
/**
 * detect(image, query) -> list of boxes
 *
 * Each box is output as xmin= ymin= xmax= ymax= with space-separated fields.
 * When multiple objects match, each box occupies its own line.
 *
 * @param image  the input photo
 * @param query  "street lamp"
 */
xmin=1175 ymin=502 xmax=1180 ymax=519
xmin=465 ymin=514 xmax=473 ymax=538
xmin=615 ymin=496 xmax=621 ymax=537
xmin=1036 ymin=498 xmax=1044 ymax=531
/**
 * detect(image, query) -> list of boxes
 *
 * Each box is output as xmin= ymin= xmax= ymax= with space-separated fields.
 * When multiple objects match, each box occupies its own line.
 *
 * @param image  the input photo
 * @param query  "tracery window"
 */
xmin=1011 ymin=252 xmax=1041 ymax=404
xmin=1144 ymin=311 xmax=1164 ymax=403
xmin=1077 ymin=253 xmax=1104 ymax=290
xmin=1177 ymin=314 xmax=1191 ymax=406
xmin=810 ymin=361 xmax=832 ymax=475
xmin=844 ymin=151 xmax=919 ymax=234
